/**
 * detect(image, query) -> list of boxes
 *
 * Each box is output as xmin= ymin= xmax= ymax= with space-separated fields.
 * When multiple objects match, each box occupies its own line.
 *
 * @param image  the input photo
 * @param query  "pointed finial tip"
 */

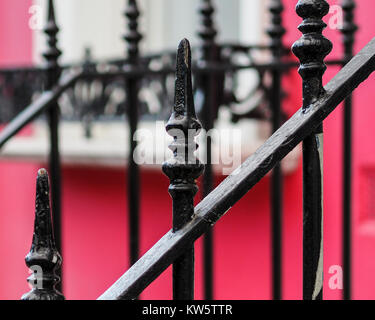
xmin=179 ymin=38 xmax=190 ymax=46
xmin=48 ymin=0 xmax=56 ymax=20
xmin=178 ymin=38 xmax=191 ymax=68
xmin=38 ymin=168 xmax=48 ymax=177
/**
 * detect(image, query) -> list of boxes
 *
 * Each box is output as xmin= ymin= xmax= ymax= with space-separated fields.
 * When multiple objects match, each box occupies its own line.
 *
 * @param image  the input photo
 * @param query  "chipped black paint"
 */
xmin=162 ymin=39 xmax=204 ymax=300
xmin=98 ymin=38 xmax=375 ymax=301
xmin=292 ymin=0 xmax=332 ymax=300
xmin=21 ymin=169 xmax=64 ymax=300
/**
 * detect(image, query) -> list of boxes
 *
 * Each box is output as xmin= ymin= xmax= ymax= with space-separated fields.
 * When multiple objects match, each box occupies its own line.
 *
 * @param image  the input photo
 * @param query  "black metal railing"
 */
xmin=97 ymin=34 xmax=375 ymax=300
xmin=0 ymin=0 xmax=368 ymax=300
xmin=267 ymin=0 xmax=286 ymax=300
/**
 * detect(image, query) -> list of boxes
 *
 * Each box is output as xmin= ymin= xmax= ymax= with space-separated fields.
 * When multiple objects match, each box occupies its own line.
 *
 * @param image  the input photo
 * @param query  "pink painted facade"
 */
xmin=0 ymin=0 xmax=375 ymax=300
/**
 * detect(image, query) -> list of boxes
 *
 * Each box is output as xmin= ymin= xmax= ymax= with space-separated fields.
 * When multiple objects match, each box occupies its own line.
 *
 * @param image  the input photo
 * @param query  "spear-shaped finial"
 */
xmin=21 ymin=169 xmax=64 ymax=300
xmin=171 ymin=39 xmax=199 ymax=126
xmin=163 ymin=40 xmax=204 ymax=299
xmin=43 ymin=0 xmax=62 ymax=88
xmin=163 ymin=39 xmax=204 ymax=232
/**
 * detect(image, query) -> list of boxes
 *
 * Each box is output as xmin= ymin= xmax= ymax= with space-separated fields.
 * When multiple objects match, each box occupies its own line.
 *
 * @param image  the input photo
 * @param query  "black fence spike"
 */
xmin=21 ymin=169 xmax=64 ymax=300
xmin=163 ymin=39 xmax=204 ymax=196
xmin=47 ymin=0 xmax=56 ymax=21
xmin=163 ymin=38 xmax=204 ymax=230
xmin=43 ymin=0 xmax=61 ymax=82
xmin=162 ymin=39 xmax=204 ymax=300
xmin=173 ymin=39 xmax=197 ymax=122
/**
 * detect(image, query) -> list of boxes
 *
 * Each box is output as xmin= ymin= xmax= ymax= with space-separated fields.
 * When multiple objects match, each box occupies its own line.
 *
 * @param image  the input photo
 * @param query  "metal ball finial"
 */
xmin=292 ymin=0 xmax=333 ymax=109
xmin=198 ymin=0 xmax=218 ymax=51
xmin=124 ymin=0 xmax=143 ymax=63
xmin=341 ymin=0 xmax=358 ymax=60
xmin=267 ymin=0 xmax=286 ymax=59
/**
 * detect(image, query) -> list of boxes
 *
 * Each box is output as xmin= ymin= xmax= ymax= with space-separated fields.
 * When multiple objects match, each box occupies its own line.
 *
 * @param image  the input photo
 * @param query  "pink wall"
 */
xmin=0 ymin=0 xmax=32 ymax=67
xmin=281 ymin=0 xmax=375 ymax=300
xmin=1 ymin=0 xmax=375 ymax=300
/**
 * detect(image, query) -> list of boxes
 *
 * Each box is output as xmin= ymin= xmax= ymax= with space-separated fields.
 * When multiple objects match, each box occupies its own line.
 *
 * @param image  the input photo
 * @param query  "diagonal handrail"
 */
xmin=0 ymin=70 xmax=82 ymax=149
xmin=98 ymin=37 xmax=375 ymax=300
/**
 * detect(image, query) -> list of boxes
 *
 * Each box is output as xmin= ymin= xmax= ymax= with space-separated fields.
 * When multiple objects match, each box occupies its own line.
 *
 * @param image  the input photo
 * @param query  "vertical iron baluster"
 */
xmin=267 ymin=0 xmax=285 ymax=301
xmin=21 ymin=169 xmax=64 ymax=300
xmin=198 ymin=0 xmax=218 ymax=300
xmin=124 ymin=0 xmax=143 ymax=267
xmin=43 ymin=0 xmax=62 ymax=292
xmin=340 ymin=0 xmax=357 ymax=301
xmin=292 ymin=0 xmax=332 ymax=300
xmin=163 ymin=39 xmax=204 ymax=300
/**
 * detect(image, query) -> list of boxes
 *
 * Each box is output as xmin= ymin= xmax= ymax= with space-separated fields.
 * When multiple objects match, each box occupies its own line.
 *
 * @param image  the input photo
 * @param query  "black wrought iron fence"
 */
xmin=0 ymin=0 xmax=368 ymax=300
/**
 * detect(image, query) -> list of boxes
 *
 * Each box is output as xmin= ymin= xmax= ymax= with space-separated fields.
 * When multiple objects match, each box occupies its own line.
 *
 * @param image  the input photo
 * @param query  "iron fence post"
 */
xmin=124 ymin=0 xmax=143 ymax=268
xmin=292 ymin=0 xmax=333 ymax=300
xmin=43 ymin=0 xmax=63 ymax=292
xmin=340 ymin=0 xmax=357 ymax=301
xmin=198 ymin=0 xmax=218 ymax=300
xmin=267 ymin=0 xmax=286 ymax=301
xmin=163 ymin=39 xmax=204 ymax=300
